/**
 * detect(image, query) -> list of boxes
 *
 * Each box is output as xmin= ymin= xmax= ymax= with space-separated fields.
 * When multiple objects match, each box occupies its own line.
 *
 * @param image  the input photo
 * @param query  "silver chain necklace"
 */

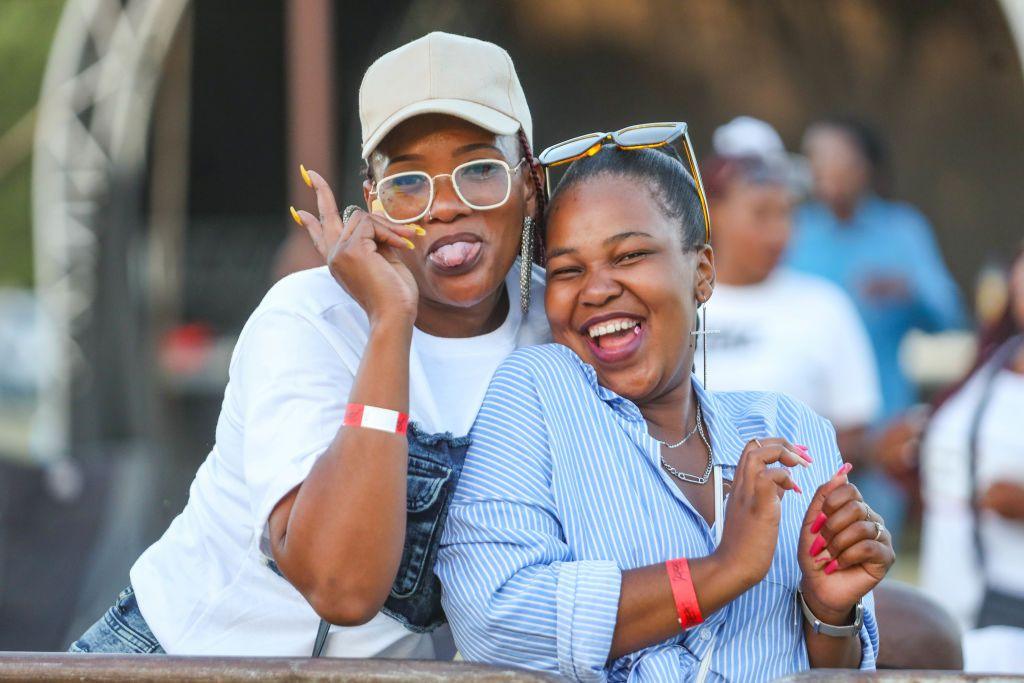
xmin=655 ymin=413 xmax=700 ymax=449
xmin=659 ymin=403 xmax=714 ymax=485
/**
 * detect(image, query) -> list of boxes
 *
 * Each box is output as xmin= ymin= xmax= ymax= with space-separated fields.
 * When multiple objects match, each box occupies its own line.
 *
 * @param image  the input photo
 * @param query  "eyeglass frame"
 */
xmin=538 ymin=122 xmax=711 ymax=244
xmin=368 ymin=157 xmax=527 ymax=224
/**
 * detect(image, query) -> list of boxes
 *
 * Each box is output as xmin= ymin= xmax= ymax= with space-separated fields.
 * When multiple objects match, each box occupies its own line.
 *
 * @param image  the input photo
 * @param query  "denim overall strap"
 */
xmin=311 ymin=423 xmax=470 ymax=656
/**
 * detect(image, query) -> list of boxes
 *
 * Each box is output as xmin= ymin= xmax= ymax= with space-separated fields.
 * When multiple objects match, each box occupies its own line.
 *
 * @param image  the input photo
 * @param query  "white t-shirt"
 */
xmin=920 ymin=365 xmax=1024 ymax=628
xmin=130 ymin=261 xmax=549 ymax=657
xmin=697 ymin=269 xmax=881 ymax=429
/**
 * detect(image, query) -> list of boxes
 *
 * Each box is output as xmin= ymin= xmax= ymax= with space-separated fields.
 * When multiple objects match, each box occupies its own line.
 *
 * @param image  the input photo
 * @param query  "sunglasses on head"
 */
xmin=538 ymin=122 xmax=711 ymax=243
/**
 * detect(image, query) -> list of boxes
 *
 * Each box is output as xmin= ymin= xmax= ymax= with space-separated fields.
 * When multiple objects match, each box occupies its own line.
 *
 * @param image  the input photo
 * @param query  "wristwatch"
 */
xmin=797 ymin=590 xmax=863 ymax=637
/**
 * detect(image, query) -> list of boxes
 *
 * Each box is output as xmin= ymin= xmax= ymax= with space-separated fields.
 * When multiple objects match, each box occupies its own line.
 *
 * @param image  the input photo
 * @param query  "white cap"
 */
xmin=713 ymin=116 xmax=811 ymax=196
xmin=712 ymin=116 xmax=786 ymax=160
xmin=359 ymin=32 xmax=533 ymax=159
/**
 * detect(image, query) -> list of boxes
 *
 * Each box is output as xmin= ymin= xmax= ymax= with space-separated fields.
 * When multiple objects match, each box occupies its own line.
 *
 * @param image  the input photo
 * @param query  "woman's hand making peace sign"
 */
xmin=292 ymin=168 xmax=423 ymax=326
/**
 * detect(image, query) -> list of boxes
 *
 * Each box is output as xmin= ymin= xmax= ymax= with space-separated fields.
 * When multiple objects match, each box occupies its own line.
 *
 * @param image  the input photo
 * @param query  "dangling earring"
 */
xmin=519 ymin=216 xmax=535 ymax=315
xmin=689 ymin=299 xmax=718 ymax=388
xmin=700 ymin=303 xmax=708 ymax=389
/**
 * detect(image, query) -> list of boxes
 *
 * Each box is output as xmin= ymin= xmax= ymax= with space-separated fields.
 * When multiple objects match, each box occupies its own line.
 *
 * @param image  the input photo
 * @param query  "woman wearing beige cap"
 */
xmin=69 ymin=32 xmax=548 ymax=659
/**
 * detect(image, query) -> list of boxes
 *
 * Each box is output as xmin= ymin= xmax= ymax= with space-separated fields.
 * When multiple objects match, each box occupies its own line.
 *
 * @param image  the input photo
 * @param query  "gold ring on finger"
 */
xmin=342 ymin=204 xmax=360 ymax=225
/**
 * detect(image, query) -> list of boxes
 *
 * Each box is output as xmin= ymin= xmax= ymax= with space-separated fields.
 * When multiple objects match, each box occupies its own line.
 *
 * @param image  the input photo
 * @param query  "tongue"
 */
xmin=429 ymin=241 xmax=480 ymax=268
xmin=597 ymin=326 xmax=640 ymax=351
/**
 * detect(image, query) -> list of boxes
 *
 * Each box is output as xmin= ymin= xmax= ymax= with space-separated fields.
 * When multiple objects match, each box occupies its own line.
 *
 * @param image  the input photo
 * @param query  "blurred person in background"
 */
xmin=919 ymin=247 xmax=1024 ymax=651
xmin=787 ymin=116 xmax=967 ymax=545
xmin=698 ymin=117 xmax=881 ymax=465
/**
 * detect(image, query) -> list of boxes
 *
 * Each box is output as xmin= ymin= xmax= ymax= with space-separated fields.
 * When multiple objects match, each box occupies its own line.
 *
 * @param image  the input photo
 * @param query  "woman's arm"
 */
xmin=267 ymin=174 xmax=424 ymax=625
xmin=979 ymin=481 xmax=1024 ymax=520
xmin=267 ymin=316 xmax=412 ymax=625
xmin=609 ymin=555 xmax=751 ymax=660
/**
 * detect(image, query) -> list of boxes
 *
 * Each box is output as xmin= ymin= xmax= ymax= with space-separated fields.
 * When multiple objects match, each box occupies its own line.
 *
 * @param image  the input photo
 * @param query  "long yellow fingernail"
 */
xmin=300 ymin=164 xmax=312 ymax=188
xmin=403 ymin=237 xmax=416 ymax=250
xmin=289 ymin=206 xmax=303 ymax=226
xmin=371 ymin=198 xmax=424 ymax=236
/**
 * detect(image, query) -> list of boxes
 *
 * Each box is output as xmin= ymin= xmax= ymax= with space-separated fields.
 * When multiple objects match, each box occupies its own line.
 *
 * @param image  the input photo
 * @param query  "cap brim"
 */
xmin=362 ymin=99 xmax=521 ymax=159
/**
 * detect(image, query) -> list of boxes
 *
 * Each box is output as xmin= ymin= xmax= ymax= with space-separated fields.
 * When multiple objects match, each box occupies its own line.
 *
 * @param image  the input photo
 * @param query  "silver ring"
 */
xmin=754 ymin=439 xmax=763 ymax=448
xmin=873 ymin=521 xmax=884 ymax=541
xmin=342 ymin=205 xmax=360 ymax=225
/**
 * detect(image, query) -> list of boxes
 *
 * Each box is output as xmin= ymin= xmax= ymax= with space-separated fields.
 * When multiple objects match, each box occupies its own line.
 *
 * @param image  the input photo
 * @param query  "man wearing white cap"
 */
xmin=70 ymin=32 xmax=549 ymax=659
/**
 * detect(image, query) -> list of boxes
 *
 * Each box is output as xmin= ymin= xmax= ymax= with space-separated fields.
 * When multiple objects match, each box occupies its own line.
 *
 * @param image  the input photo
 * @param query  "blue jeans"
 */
xmin=69 ymin=586 xmax=164 ymax=653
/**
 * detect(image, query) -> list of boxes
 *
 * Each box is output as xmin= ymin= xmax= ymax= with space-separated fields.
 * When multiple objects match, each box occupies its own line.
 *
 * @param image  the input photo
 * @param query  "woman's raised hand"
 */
xmin=292 ymin=168 xmax=422 ymax=326
xmin=798 ymin=464 xmax=895 ymax=624
xmin=717 ymin=438 xmax=810 ymax=589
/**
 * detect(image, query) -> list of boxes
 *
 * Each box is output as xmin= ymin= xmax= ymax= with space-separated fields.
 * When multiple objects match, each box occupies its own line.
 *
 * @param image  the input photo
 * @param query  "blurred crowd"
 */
xmin=695 ymin=114 xmax=1023 ymax=671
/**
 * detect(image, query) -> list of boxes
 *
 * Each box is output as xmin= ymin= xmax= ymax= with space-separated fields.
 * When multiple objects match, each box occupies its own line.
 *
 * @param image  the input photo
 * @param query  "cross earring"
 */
xmin=690 ymin=301 xmax=719 ymax=388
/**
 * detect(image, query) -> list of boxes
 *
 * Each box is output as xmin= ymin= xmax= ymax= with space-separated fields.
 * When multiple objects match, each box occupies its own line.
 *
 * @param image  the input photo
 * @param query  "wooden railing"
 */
xmin=0 ymin=653 xmax=565 ymax=681
xmin=1 ymin=654 xmax=1017 ymax=682
xmin=777 ymin=673 xmax=1018 ymax=682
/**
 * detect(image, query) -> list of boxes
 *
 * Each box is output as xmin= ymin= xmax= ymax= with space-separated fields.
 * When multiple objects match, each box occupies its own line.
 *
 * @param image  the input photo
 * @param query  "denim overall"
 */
xmin=70 ymin=423 xmax=469 ymax=655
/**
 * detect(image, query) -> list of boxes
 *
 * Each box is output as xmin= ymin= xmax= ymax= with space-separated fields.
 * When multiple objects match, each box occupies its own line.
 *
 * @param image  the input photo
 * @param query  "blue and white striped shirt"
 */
xmin=437 ymin=344 xmax=878 ymax=682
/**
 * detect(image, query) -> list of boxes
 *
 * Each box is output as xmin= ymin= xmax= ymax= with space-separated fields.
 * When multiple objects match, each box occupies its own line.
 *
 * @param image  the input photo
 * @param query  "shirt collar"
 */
xmin=692 ymin=377 xmax=745 ymax=468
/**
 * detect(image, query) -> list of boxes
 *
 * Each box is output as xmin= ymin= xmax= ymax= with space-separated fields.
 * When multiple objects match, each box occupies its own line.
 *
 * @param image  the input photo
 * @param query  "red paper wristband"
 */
xmin=666 ymin=557 xmax=704 ymax=630
xmin=344 ymin=403 xmax=409 ymax=435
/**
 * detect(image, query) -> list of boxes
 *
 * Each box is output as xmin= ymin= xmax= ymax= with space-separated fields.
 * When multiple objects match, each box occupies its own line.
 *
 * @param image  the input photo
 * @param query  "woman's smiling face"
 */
xmin=544 ymin=173 xmax=714 ymax=404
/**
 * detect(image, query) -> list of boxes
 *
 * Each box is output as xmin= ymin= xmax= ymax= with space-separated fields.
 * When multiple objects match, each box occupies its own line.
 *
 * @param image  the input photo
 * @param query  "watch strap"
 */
xmin=797 ymin=590 xmax=863 ymax=637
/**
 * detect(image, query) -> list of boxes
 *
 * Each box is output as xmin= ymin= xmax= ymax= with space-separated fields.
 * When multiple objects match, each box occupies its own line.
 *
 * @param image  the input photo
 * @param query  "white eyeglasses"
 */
xmin=370 ymin=158 xmax=526 ymax=224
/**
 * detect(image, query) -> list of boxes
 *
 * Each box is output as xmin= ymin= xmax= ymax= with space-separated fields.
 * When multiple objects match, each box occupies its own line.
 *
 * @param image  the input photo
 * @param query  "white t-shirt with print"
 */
xmin=129 ymin=261 xmax=549 ymax=657
xmin=697 ymin=268 xmax=881 ymax=429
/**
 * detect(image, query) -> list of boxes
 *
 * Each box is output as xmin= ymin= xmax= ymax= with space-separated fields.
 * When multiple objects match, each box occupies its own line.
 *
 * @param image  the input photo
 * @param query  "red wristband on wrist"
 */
xmin=666 ymin=557 xmax=704 ymax=630
xmin=344 ymin=403 xmax=409 ymax=435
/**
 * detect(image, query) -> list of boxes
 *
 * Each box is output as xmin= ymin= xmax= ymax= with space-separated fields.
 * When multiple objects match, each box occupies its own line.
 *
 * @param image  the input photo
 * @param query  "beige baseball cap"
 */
xmin=359 ymin=32 xmax=532 ymax=159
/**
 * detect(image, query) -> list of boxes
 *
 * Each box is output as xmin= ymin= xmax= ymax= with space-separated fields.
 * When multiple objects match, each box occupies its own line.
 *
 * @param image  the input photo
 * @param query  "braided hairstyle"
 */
xmin=517 ymin=128 xmax=547 ymax=265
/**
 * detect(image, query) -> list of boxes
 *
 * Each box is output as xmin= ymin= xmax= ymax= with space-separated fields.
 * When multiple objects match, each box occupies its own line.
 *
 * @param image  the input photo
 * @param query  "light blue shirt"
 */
xmin=437 ymin=344 xmax=878 ymax=682
xmin=787 ymin=196 xmax=966 ymax=419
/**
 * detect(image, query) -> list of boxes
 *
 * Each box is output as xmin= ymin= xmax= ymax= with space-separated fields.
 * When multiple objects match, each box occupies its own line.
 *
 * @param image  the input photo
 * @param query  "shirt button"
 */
xmin=700 ymin=628 xmax=712 ymax=641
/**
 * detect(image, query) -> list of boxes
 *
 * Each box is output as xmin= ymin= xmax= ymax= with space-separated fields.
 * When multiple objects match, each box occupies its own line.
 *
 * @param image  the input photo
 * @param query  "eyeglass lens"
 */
xmin=614 ymin=125 xmax=680 ymax=147
xmin=539 ymin=134 xmax=606 ymax=165
xmin=377 ymin=159 xmax=512 ymax=221
xmin=453 ymin=160 xmax=512 ymax=208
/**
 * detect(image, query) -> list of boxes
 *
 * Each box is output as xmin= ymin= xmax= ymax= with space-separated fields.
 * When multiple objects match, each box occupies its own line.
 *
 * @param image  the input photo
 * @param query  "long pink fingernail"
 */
xmin=792 ymin=483 xmax=803 ymax=494
xmin=824 ymin=559 xmax=839 ymax=575
xmin=810 ymin=512 xmax=827 ymax=534
xmin=793 ymin=445 xmax=813 ymax=463
xmin=810 ymin=535 xmax=827 ymax=557
xmin=836 ymin=462 xmax=852 ymax=477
